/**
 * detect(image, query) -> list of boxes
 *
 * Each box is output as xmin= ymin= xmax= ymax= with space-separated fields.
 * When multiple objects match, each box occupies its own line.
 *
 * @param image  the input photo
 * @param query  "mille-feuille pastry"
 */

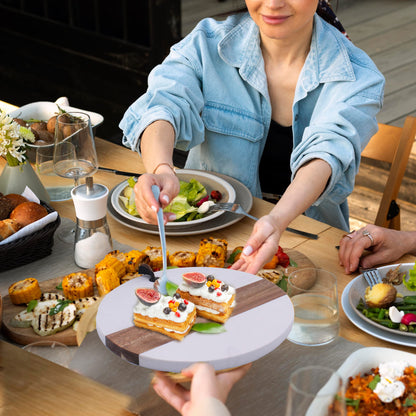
xmin=195 ymin=237 xmax=228 ymax=268
xmin=133 ymin=288 xmax=196 ymax=341
xmin=176 ymin=272 xmax=236 ymax=324
xmin=169 ymin=251 xmax=196 ymax=268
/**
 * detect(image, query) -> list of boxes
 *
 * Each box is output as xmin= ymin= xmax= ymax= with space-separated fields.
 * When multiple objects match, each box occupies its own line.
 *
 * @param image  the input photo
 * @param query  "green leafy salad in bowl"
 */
xmin=119 ymin=177 xmax=222 ymax=222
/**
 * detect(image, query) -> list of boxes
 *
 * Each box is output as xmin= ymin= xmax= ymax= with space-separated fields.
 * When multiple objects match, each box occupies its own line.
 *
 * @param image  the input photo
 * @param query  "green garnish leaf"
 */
xmin=192 ymin=322 xmax=226 ymax=334
xmin=345 ymin=398 xmax=360 ymax=411
xmin=27 ymin=299 xmax=38 ymax=312
xmin=289 ymin=259 xmax=298 ymax=267
xmin=404 ymin=265 xmax=416 ymax=291
xmin=227 ymin=248 xmax=242 ymax=264
xmin=49 ymin=299 xmax=73 ymax=316
xmin=56 ymin=282 xmax=63 ymax=290
xmin=166 ymin=280 xmax=179 ymax=297
xmin=368 ymin=374 xmax=380 ymax=390
xmin=404 ymin=397 xmax=416 ymax=407
xmin=277 ymin=275 xmax=288 ymax=292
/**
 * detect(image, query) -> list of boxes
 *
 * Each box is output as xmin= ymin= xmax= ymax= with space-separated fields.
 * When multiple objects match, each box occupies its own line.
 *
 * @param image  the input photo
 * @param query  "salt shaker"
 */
xmin=71 ymin=177 xmax=113 ymax=268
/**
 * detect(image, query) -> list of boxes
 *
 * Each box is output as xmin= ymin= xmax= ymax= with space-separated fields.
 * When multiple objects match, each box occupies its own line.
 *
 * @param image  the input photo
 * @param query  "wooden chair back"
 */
xmin=361 ymin=116 xmax=416 ymax=230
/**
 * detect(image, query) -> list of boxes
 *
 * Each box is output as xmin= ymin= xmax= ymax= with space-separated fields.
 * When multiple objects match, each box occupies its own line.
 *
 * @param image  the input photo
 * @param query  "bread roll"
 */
xmin=0 ymin=196 xmax=14 ymax=220
xmin=10 ymin=202 xmax=48 ymax=227
xmin=3 ymin=193 xmax=29 ymax=210
xmin=0 ymin=219 xmax=22 ymax=241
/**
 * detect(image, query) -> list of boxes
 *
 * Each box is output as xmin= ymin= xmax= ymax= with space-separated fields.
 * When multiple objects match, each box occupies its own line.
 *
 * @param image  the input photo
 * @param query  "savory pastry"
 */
xmin=195 ymin=237 xmax=228 ymax=268
xmin=169 ymin=251 xmax=196 ymax=268
xmin=62 ymin=272 xmax=94 ymax=300
xmin=143 ymin=246 xmax=167 ymax=270
xmin=95 ymin=268 xmax=120 ymax=296
xmin=9 ymin=201 xmax=48 ymax=227
xmin=8 ymin=277 xmax=42 ymax=305
xmin=257 ymin=269 xmax=285 ymax=284
xmin=0 ymin=218 xmax=22 ymax=241
xmin=176 ymin=272 xmax=236 ymax=324
xmin=133 ymin=288 xmax=196 ymax=341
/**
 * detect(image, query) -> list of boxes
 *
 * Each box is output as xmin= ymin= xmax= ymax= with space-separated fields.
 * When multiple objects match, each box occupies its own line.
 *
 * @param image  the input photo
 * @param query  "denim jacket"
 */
xmin=120 ymin=13 xmax=384 ymax=231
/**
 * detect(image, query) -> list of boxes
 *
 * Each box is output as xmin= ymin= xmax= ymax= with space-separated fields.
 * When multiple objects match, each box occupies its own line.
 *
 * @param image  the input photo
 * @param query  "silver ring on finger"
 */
xmin=362 ymin=229 xmax=374 ymax=246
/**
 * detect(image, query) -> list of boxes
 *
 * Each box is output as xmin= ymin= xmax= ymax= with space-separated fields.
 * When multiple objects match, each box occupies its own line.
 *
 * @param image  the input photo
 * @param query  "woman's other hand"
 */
xmin=338 ymin=224 xmax=416 ymax=274
xmin=152 ymin=362 xmax=251 ymax=416
xmin=231 ymin=215 xmax=282 ymax=274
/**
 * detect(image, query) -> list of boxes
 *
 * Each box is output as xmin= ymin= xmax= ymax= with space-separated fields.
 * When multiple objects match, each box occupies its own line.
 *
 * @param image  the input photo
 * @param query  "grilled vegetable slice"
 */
xmin=62 ymin=272 xmax=94 ymax=300
xmin=8 ymin=278 xmax=42 ymax=305
xmin=195 ymin=237 xmax=228 ymax=268
xmin=40 ymin=292 xmax=65 ymax=301
xmin=32 ymin=302 xmax=77 ymax=336
xmin=74 ymin=296 xmax=100 ymax=317
xmin=9 ymin=309 xmax=35 ymax=328
xmin=169 ymin=251 xmax=196 ymax=267
xmin=95 ymin=268 xmax=120 ymax=296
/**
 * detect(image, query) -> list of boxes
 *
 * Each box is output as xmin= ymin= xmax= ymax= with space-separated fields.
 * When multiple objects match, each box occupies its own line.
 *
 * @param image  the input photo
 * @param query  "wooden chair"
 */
xmin=360 ymin=116 xmax=416 ymax=230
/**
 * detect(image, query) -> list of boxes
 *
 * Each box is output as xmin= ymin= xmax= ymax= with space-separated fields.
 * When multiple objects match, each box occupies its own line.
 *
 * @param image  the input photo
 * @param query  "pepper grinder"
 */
xmin=71 ymin=177 xmax=113 ymax=269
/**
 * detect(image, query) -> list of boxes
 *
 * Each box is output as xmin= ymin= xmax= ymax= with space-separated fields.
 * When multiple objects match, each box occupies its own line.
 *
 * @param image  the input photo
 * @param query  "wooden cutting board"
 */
xmin=1 ymin=249 xmax=314 ymax=347
xmin=2 ymin=271 xmax=95 ymax=346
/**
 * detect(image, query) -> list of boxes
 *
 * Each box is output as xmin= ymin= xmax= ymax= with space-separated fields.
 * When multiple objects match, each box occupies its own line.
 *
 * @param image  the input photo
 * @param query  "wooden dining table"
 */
xmin=1 ymin=100 xmax=415 ymax=415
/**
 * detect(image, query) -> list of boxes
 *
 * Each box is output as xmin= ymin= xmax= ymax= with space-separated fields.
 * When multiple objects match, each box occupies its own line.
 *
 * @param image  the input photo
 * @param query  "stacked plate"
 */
xmin=107 ymin=169 xmax=253 ymax=236
xmin=341 ymin=263 xmax=416 ymax=347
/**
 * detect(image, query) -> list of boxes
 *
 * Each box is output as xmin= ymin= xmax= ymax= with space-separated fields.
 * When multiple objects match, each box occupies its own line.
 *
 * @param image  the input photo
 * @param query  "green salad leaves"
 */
xmin=119 ymin=177 xmax=208 ymax=221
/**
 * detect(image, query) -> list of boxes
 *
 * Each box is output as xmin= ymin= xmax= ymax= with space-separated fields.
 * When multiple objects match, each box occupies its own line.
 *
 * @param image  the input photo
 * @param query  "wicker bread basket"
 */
xmin=0 ymin=201 xmax=60 ymax=272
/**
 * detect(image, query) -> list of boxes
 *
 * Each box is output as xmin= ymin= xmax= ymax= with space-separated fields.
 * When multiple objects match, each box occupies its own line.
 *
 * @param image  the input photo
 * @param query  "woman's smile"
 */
xmin=261 ymin=14 xmax=291 ymax=25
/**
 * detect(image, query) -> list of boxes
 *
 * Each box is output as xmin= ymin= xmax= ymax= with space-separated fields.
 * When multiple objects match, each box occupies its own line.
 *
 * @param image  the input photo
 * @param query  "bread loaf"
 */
xmin=10 ymin=201 xmax=48 ymax=227
xmin=0 ymin=219 xmax=22 ymax=241
xmin=3 ymin=193 xmax=29 ymax=210
xmin=0 ymin=196 xmax=14 ymax=220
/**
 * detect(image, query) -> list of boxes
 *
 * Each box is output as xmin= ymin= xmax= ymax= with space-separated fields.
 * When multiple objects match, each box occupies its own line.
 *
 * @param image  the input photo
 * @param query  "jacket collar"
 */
xmin=218 ymin=13 xmax=355 ymax=95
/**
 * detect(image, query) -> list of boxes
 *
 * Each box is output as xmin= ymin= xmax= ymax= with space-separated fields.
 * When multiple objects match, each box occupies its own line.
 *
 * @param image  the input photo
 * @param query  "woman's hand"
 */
xmin=152 ymin=363 xmax=251 ymax=416
xmin=338 ymin=224 xmax=416 ymax=274
xmin=134 ymin=170 xmax=180 ymax=225
xmin=231 ymin=215 xmax=282 ymax=274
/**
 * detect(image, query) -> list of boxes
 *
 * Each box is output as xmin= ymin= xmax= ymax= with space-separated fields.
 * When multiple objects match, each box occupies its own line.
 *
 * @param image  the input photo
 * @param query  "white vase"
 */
xmin=0 ymin=161 xmax=51 ymax=202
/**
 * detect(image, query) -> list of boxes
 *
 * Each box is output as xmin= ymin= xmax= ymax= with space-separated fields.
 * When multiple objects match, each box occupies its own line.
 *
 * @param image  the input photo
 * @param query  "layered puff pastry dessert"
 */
xmin=176 ymin=272 xmax=236 ymax=324
xmin=133 ymin=288 xmax=196 ymax=341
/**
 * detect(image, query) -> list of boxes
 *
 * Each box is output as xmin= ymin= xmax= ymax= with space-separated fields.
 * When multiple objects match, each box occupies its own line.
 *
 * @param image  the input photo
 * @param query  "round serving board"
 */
xmin=2 ymin=271 xmax=94 ymax=346
xmin=97 ymin=267 xmax=294 ymax=373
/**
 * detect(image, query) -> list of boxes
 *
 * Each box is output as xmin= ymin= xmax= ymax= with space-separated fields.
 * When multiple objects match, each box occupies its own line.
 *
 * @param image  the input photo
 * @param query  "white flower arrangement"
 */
xmin=0 ymin=109 xmax=35 ymax=167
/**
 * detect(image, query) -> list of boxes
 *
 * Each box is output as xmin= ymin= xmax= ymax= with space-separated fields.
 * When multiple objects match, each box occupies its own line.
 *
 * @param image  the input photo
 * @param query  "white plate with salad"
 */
xmin=111 ymin=169 xmax=236 ymax=227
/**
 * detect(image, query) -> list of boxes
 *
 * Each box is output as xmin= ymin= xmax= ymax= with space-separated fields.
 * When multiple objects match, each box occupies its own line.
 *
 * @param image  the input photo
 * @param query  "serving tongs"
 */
xmin=206 ymin=202 xmax=319 ymax=239
xmin=151 ymin=185 xmax=168 ymax=295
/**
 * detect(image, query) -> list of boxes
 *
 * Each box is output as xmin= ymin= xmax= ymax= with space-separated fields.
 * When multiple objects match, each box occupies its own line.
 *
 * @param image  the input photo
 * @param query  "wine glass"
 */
xmin=285 ymin=366 xmax=346 ymax=416
xmin=53 ymin=112 xmax=98 ymax=243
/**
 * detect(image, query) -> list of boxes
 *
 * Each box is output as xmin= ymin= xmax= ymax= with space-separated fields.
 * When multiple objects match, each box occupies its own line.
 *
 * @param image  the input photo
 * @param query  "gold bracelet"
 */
xmin=152 ymin=162 xmax=176 ymax=175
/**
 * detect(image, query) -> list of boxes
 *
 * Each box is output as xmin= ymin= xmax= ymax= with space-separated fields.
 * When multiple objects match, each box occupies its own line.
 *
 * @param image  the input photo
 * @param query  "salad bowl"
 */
xmin=111 ymin=169 xmax=236 ymax=227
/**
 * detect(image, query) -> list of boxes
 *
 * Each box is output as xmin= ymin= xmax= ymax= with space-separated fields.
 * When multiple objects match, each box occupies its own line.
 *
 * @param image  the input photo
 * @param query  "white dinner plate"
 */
xmin=107 ymin=171 xmax=253 ymax=236
xmin=341 ymin=277 xmax=416 ymax=347
xmin=112 ymin=169 xmax=236 ymax=227
xmin=96 ymin=267 xmax=294 ymax=372
xmin=308 ymin=346 xmax=416 ymax=414
xmin=348 ymin=263 xmax=416 ymax=338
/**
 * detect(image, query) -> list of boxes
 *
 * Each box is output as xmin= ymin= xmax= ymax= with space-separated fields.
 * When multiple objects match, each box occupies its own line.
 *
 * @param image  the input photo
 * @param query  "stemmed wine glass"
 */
xmin=53 ymin=111 xmax=98 ymax=243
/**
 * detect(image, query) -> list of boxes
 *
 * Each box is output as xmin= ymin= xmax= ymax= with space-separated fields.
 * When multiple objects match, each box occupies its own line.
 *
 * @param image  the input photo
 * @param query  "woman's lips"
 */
xmin=262 ymin=14 xmax=290 ymax=25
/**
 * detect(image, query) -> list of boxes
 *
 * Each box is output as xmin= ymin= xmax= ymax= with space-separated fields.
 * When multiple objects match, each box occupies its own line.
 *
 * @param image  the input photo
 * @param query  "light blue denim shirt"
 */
xmin=120 ymin=13 xmax=384 ymax=231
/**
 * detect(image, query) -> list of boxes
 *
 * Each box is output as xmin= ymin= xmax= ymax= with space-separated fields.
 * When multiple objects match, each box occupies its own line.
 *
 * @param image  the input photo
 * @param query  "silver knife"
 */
xmin=286 ymin=227 xmax=319 ymax=240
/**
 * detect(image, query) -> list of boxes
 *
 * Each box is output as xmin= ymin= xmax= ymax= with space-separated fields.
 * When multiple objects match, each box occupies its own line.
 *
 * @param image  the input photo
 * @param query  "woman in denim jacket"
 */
xmin=120 ymin=0 xmax=384 ymax=274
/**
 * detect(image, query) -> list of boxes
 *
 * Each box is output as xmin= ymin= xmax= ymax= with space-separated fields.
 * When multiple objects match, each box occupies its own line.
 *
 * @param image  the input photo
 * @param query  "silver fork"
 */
xmin=207 ymin=203 xmax=319 ymax=239
xmin=362 ymin=268 xmax=383 ymax=287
